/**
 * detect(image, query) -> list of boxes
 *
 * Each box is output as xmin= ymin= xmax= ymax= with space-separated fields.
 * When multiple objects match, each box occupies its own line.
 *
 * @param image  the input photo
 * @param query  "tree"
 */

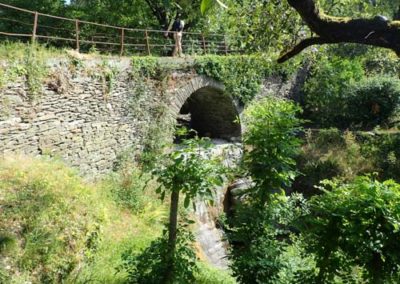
xmin=144 ymin=0 xmax=205 ymax=30
xmin=242 ymin=97 xmax=303 ymax=205
xmin=153 ymin=137 xmax=223 ymax=283
xmin=278 ymin=0 xmax=400 ymax=62
xmin=228 ymin=98 xmax=305 ymax=283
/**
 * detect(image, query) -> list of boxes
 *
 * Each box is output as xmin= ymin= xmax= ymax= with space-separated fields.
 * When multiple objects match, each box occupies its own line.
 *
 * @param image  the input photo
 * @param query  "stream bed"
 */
xmin=193 ymin=139 xmax=242 ymax=269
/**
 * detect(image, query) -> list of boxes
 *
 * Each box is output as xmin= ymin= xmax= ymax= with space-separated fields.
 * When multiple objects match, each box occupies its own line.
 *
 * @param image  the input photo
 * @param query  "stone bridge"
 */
xmin=0 ymin=58 xmax=251 ymax=175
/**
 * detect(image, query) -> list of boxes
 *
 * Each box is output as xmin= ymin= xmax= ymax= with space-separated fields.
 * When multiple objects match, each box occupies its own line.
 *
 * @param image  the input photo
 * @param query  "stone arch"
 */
xmin=170 ymin=76 xmax=241 ymax=140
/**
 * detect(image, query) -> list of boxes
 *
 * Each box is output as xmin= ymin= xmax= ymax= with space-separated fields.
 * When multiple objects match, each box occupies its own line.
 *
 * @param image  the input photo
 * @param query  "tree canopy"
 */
xmin=278 ymin=0 xmax=400 ymax=62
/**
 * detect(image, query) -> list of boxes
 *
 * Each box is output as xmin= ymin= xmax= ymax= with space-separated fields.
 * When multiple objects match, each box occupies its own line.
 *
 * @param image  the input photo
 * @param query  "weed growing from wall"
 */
xmin=0 ymin=44 xmax=48 ymax=102
xmin=93 ymin=60 xmax=119 ymax=100
xmin=129 ymin=58 xmax=176 ymax=169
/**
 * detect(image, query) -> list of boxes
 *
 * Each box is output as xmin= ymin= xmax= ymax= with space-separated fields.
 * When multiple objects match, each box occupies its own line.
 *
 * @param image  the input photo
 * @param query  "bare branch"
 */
xmin=278 ymin=37 xmax=333 ymax=63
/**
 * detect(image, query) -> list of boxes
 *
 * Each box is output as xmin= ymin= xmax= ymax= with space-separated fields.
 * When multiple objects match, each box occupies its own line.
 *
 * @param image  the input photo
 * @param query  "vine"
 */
xmin=194 ymin=55 xmax=301 ymax=103
xmin=130 ymin=57 xmax=176 ymax=169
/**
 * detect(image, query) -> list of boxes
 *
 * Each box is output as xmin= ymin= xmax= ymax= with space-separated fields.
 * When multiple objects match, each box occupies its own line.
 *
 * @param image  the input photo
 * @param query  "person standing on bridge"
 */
xmin=171 ymin=14 xmax=185 ymax=57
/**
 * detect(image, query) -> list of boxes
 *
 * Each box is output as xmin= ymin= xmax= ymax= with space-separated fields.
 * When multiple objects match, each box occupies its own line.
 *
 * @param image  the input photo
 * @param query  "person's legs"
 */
xmin=173 ymin=32 xmax=178 ymax=57
xmin=177 ymin=32 xmax=183 ymax=57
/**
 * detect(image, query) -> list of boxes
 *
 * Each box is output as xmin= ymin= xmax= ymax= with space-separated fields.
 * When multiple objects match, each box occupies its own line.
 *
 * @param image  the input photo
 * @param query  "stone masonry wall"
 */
xmin=0 ymin=56 xmax=303 ymax=176
xmin=0 ymin=58 xmax=176 ymax=176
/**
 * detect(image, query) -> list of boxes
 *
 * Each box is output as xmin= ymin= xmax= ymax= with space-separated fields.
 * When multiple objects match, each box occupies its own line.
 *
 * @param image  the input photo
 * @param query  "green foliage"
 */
xmin=346 ymin=76 xmax=400 ymax=129
xmin=132 ymin=57 xmax=165 ymax=79
xmin=96 ymin=60 xmax=119 ymax=98
xmin=319 ymin=0 xmax=399 ymax=18
xmin=0 ymin=155 xmax=169 ymax=283
xmin=0 ymin=43 xmax=49 ymax=101
xmin=295 ymin=129 xmax=375 ymax=196
xmin=201 ymin=0 xmax=227 ymax=15
xmin=242 ymin=97 xmax=303 ymax=204
xmin=303 ymin=49 xmax=400 ymax=130
xmin=105 ymin=168 xmax=151 ymax=212
xmin=298 ymin=176 xmax=400 ymax=283
xmin=303 ymin=55 xmax=365 ymax=128
xmin=364 ymin=48 xmax=400 ymax=78
xmin=206 ymin=0 xmax=303 ymax=53
xmin=194 ymin=55 xmax=300 ymax=103
xmin=228 ymin=194 xmax=313 ymax=284
xmin=120 ymin=222 xmax=197 ymax=284
xmin=195 ymin=262 xmax=237 ymax=284
xmin=24 ymin=45 xmax=48 ymax=101
xmin=153 ymin=138 xmax=224 ymax=206
xmin=362 ymin=133 xmax=400 ymax=181
xmin=228 ymin=98 xmax=308 ymax=283
xmin=0 ymin=156 xmax=102 ymax=283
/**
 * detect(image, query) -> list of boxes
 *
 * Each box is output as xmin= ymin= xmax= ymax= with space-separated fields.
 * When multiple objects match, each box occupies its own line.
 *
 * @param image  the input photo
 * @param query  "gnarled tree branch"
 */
xmin=279 ymin=0 xmax=400 ymax=63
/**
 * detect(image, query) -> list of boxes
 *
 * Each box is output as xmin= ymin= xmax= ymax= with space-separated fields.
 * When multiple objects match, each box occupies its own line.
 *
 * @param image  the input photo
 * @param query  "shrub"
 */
xmin=295 ymin=129 xmax=374 ymax=196
xmin=346 ymin=76 xmax=400 ymax=129
xmin=298 ymin=177 xmax=400 ymax=283
xmin=229 ymin=98 xmax=307 ymax=283
xmin=194 ymin=55 xmax=300 ymax=103
xmin=303 ymin=56 xmax=365 ymax=128
xmin=361 ymin=133 xmax=400 ymax=182
xmin=195 ymin=262 xmax=237 ymax=284
xmin=242 ymin=97 xmax=303 ymax=204
xmin=120 ymin=222 xmax=198 ymax=284
xmin=228 ymin=194 xmax=313 ymax=284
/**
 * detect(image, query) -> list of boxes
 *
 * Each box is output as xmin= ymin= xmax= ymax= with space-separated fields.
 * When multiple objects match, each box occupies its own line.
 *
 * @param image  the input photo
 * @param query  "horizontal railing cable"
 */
xmin=0 ymin=2 xmax=243 ymax=56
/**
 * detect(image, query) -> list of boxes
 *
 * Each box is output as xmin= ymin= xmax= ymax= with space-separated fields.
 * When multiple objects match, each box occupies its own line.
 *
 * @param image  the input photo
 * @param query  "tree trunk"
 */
xmin=163 ymin=190 xmax=180 ymax=284
xmin=278 ymin=0 xmax=400 ymax=62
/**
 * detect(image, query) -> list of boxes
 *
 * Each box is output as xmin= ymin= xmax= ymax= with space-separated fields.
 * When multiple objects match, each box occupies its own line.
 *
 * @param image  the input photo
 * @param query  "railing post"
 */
xmin=75 ymin=20 xmax=80 ymax=52
xmin=32 ymin=11 xmax=38 ymax=43
xmin=224 ymin=36 xmax=228 ymax=55
xmin=145 ymin=30 xmax=151 ymax=56
xmin=201 ymin=33 xmax=207 ymax=54
xmin=120 ymin=28 xmax=125 ymax=56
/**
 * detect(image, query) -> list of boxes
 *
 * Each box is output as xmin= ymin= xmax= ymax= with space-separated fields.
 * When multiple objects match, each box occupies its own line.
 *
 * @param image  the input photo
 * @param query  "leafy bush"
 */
xmin=346 ymin=76 xmax=400 ymax=129
xmin=195 ymin=262 xmax=237 ymax=284
xmin=298 ymin=177 xmax=400 ymax=283
xmin=228 ymin=194 xmax=313 ymax=284
xmin=229 ymin=98 xmax=308 ymax=283
xmin=242 ymin=97 xmax=303 ymax=204
xmin=303 ymin=54 xmax=400 ymax=130
xmin=120 ymin=223 xmax=198 ymax=284
xmin=362 ymin=133 xmax=400 ymax=182
xmin=194 ymin=55 xmax=300 ymax=103
xmin=363 ymin=48 xmax=400 ymax=78
xmin=303 ymin=56 xmax=365 ymax=127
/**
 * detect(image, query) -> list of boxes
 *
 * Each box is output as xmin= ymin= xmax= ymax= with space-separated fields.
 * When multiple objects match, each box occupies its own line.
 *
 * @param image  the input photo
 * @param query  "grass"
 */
xmin=0 ymin=41 xmax=64 ymax=61
xmin=0 ymin=155 xmax=167 ymax=283
xmin=0 ymin=155 xmax=237 ymax=283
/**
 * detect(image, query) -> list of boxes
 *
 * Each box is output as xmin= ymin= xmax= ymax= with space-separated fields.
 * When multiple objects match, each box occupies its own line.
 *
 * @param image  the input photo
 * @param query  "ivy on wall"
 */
xmin=193 ymin=55 xmax=301 ymax=103
xmin=131 ymin=55 xmax=301 ymax=104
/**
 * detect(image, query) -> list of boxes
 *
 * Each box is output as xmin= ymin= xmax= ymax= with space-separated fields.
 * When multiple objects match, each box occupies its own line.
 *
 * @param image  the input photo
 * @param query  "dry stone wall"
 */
xmin=0 ymin=57 xmax=303 ymax=176
xmin=0 ymin=58 xmax=176 ymax=176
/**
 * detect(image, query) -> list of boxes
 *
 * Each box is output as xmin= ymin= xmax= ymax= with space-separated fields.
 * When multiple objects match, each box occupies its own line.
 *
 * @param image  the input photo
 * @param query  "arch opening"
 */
xmin=176 ymin=86 xmax=241 ymax=142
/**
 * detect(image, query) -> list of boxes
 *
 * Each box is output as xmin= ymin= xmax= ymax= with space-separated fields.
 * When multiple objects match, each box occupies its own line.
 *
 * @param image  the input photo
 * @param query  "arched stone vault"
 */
xmin=169 ymin=76 xmax=242 ymax=140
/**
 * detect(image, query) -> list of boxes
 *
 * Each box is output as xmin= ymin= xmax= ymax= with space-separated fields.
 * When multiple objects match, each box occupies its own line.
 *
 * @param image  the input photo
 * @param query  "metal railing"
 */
xmin=0 ymin=2 xmax=242 ymax=56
